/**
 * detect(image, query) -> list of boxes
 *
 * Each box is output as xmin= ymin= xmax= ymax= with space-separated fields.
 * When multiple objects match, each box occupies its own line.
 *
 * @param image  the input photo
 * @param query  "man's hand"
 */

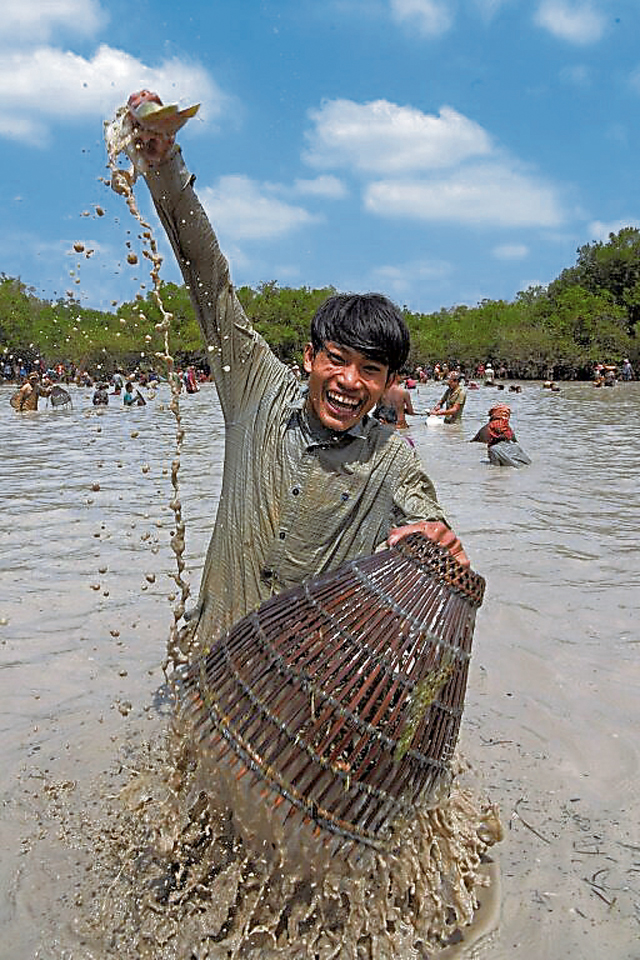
xmin=125 ymin=90 xmax=176 ymax=169
xmin=387 ymin=520 xmax=470 ymax=567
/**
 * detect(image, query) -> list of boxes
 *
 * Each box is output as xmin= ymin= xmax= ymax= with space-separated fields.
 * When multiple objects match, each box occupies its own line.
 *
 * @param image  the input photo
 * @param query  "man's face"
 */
xmin=303 ymin=341 xmax=390 ymax=432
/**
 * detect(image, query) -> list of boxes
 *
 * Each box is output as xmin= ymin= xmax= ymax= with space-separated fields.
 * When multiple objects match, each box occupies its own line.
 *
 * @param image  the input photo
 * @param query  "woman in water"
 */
xmin=470 ymin=403 xmax=531 ymax=467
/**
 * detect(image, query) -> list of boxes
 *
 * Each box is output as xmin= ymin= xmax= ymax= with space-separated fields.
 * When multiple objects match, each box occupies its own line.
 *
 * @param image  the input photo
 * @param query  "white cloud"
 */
xmin=202 ymin=241 xmax=303 ymax=286
xmin=605 ymin=122 xmax=628 ymax=145
xmin=589 ymin=219 xmax=640 ymax=242
xmin=628 ymin=65 xmax=640 ymax=95
xmin=534 ymin=1 xmax=606 ymax=45
xmin=559 ymin=64 xmax=591 ymax=87
xmin=364 ymin=163 xmax=565 ymax=227
xmin=0 ymin=44 xmax=224 ymax=145
xmin=0 ymin=0 xmax=106 ymax=44
xmin=305 ymin=100 xmax=492 ymax=174
xmin=493 ymin=243 xmax=529 ymax=260
xmin=371 ymin=258 xmax=452 ymax=298
xmin=292 ymin=175 xmax=348 ymax=199
xmin=389 ymin=0 xmax=453 ymax=37
xmin=0 ymin=113 xmax=46 ymax=143
xmin=200 ymin=176 xmax=320 ymax=242
xmin=325 ymin=0 xmax=387 ymax=15
xmin=303 ymin=96 xmax=567 ymax=232
xmin=471 ymin=0 xmax=513 ymax=20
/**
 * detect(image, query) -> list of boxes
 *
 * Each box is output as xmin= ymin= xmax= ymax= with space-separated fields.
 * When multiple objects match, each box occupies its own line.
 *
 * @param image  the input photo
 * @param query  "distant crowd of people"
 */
xmin=2 ymin=358 xmax=211 ymax=388
xmin=6 ymin=351 xmax=635 ymax=469
xmin=363 ymin=362 xmax=533 ymax=467
xmin=4 ymin=354 xmax=634 ymax=393
xmin=6 ymin=360 xmax=210 ymax=412
xmin=592 ymin=359 xmax=634 ymax=386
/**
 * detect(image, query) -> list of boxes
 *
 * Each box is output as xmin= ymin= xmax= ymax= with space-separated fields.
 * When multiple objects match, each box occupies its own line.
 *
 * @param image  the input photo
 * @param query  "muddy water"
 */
xmin=0 ymin=379 xmax=638 ymax=957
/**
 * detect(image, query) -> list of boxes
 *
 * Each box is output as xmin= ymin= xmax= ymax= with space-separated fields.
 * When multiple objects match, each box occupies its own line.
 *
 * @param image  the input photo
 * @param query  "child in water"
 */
xmin=123 ymin=382 xmax=146 ymax=406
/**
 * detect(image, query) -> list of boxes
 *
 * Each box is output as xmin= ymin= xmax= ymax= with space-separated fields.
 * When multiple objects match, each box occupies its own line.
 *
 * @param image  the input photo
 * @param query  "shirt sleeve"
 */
xmin=390 ymin=446 xmax=447 ymax=528
xmin=448 ymin=386 xmax=462 ymax=407
xmin=143 ymin=149 xmax=285 ymax=421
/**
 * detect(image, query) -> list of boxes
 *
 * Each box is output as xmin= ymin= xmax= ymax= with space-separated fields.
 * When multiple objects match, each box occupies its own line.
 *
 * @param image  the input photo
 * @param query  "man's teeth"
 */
xmin=327 ymin=390 xmax=360 ymax=409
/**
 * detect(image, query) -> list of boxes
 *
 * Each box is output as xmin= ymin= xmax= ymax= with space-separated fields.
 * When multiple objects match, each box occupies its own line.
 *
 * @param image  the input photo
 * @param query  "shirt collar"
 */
xmin=287 ymin=389 xmax=369 ymax=446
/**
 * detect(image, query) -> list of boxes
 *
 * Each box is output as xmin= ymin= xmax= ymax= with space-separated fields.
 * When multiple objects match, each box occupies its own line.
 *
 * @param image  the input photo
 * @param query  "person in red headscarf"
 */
xmin=470 ymin=404 xmax=531 ymax=467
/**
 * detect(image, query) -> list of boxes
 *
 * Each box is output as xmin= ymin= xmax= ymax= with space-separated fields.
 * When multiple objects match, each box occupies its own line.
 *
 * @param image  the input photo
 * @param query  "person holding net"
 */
xmin=115 ymin=90 xmax=469 ymax=651
xmin=11 ymin=371 xmax=52 ymax=411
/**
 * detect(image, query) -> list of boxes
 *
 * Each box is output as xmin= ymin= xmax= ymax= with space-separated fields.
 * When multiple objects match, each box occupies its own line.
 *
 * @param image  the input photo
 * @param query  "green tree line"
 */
xmin=1 ymin=227 xmax=638 ymax=379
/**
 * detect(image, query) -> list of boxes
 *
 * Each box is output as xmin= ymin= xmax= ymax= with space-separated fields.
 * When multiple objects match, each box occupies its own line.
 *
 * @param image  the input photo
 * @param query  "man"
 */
xmin=374 ymin=372 xmax=415 ymax=428
xmin=122 ymin=90 xmax=468 ymax=646
xmin=123 ymin=381 xmax=145 ymax=406
xmin=92 ymin=382 xmax=109 ymax=406
xmin=12 ymin=371 xmax=51 ymax=411
xmin=429 ymin=370 xmax=466 ymax=423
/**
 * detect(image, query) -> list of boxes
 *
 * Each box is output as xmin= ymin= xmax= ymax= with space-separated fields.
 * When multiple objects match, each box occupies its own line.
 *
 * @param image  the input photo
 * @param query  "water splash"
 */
xmin=104 ymin=107 xmax=190 ymax=674
xmin=42 ymin=728 xmax=501 ymax=959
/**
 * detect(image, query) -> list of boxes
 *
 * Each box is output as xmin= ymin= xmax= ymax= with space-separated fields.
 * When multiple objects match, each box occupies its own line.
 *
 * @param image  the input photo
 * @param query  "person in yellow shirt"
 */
xmin=429 ymin=371 xmax=467 ymax=423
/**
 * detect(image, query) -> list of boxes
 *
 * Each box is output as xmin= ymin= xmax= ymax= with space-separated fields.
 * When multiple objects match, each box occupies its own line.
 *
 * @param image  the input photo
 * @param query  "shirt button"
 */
xmin=279 ymin=531 xmax=286 ymax=540
xmin=291 ymin=486 xmax=300 ymax=496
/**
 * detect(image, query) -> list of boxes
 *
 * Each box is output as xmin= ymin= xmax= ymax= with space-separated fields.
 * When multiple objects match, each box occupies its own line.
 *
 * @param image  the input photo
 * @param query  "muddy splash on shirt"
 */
xmin=32 ymin=101 xmax=503 ymax=959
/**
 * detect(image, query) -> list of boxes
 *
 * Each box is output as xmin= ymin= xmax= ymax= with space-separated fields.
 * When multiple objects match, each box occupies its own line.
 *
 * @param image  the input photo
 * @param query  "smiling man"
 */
xmin=122 ymin=91 xmax=468 ymax=649
xmin=303 ymin=293 xmax=407 ymax=431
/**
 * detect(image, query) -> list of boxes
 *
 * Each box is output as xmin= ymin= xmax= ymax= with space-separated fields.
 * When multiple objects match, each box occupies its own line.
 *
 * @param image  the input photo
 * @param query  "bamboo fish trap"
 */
xmin=183 ymin=533 xmax=485 ymax=851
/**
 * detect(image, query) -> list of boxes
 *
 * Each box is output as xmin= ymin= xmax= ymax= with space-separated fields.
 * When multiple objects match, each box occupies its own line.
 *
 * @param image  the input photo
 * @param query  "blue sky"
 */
xmin=1 ymin=0 xmax=639 ymax=315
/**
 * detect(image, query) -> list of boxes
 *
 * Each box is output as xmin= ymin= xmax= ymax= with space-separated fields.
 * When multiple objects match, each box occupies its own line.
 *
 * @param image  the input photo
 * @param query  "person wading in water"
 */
xmin=11 ymin=371 xmax=51 ymax=411
xmin=374 ymin=372 xmax=415 ymax=429
xmin=119 ymin=89 xmax=469 ymax=651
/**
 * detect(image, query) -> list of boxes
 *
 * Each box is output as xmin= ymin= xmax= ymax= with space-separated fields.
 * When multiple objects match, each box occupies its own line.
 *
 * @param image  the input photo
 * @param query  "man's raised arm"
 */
xmin=117 ymin=90 xmax=276 ymax=417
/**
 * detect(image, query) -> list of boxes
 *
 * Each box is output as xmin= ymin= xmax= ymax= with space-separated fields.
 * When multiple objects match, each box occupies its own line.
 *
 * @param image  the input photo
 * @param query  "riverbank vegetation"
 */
xmin=1 ymin=227 xmax=638 ymax=380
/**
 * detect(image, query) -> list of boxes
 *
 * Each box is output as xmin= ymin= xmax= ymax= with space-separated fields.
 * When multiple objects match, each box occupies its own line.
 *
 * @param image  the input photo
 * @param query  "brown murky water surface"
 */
xmin=1 ymin=380 xmax=639 ymax=958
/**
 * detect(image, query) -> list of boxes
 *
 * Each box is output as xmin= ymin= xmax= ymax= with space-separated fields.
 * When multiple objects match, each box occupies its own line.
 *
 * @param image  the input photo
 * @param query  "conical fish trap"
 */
xmin=183 ymin=533 xmax=485 ymax=851
xmin=50 ymin=386 xmax=72 ymax=408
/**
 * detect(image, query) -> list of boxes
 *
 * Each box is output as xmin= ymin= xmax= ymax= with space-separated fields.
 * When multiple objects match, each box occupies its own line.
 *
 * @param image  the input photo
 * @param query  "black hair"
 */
xmin=310 ymin=293 xmax=410 ymax=375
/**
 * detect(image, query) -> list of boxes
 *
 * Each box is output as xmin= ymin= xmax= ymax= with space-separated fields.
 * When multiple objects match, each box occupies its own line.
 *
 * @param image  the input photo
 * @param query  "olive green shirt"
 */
xmin=145 ymin=150 xmax=446 ymax=644
xmin=438 ymin=383 xmax=467 ymax=423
